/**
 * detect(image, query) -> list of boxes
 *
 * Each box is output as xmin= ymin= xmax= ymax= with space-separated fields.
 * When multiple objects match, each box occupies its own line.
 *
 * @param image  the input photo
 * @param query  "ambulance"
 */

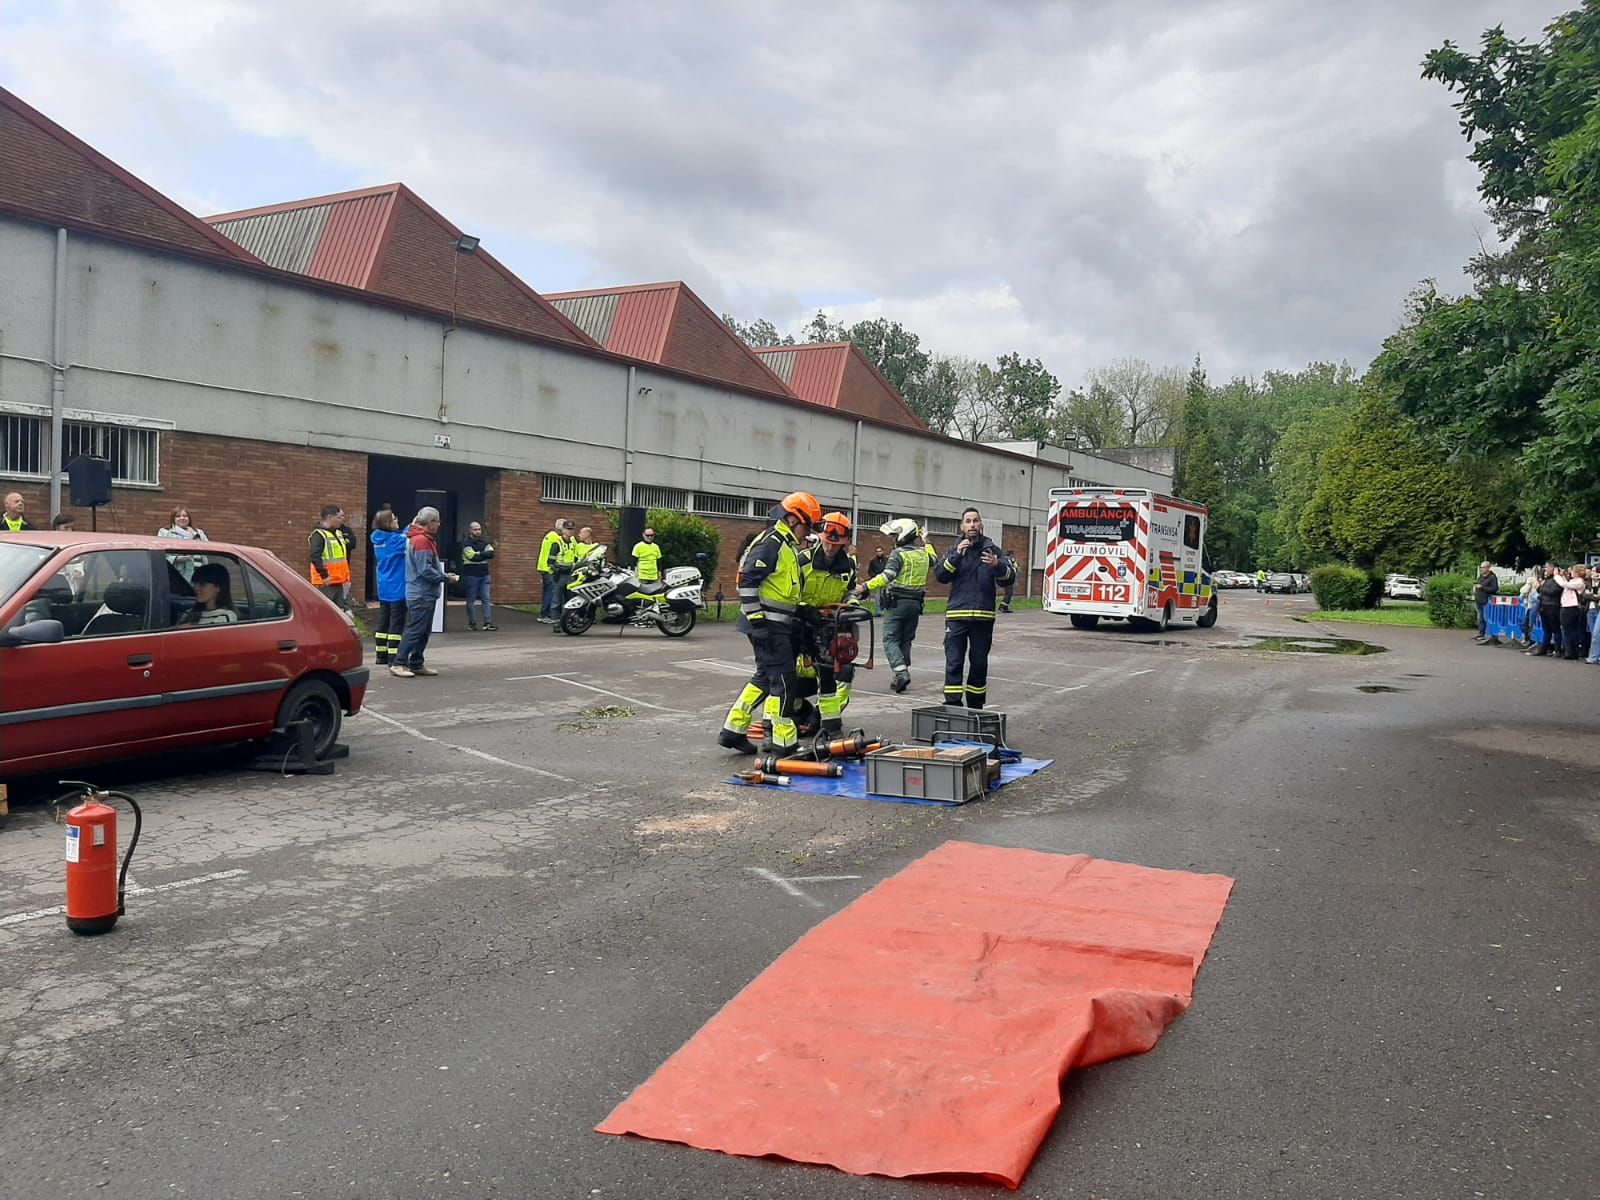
xmin=1043 ymin=487 xmax=1218 ymax=631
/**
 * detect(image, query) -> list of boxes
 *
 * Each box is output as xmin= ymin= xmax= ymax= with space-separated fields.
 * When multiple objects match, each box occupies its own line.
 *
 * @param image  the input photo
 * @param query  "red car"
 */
xmin=0 ymin=533 xmax=367 ymax=780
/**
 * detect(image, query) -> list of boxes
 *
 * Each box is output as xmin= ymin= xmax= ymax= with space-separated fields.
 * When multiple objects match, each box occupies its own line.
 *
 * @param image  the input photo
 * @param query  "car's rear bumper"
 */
xmin=342 ymin=666 xmax=370 ymax=714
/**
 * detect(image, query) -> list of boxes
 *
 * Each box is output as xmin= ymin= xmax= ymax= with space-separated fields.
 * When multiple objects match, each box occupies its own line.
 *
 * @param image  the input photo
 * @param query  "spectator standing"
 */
xmin=934 ymin=506 xmax=1014 ymax=708
xmin=537 ymin=518 xmax=573 ymax=623
xmin=157 ymin=505 xmax=209 ymax=582
xmin=390 ymin=506 xmax=457 ymax=678
xmin=1586 ymin=573 xmax=1600 ymax=664
xmin=369 ymin=509 xmax=408 ymax=665
xmin=460 ymin=520 xmax=498 ymax=631
xmin=571 ymin=526 xmax=596 ymax=566
xmin=1527 ymin=565 xmax=1563 ymax=657
xmin=1472 ymin=561 xmax=1500 ymax=645
xmin=1558 ymin=565 xmax=1590 ymax=661
xmin=632 ymin=526 xmax=662 ymax=582
xmin=1519 ymin=570 xmax=1540 ymax=648
xmin=309 ymin=505 xmax=350 ymax=608
xmin=2 ymin=492 xmax=31 ymax=533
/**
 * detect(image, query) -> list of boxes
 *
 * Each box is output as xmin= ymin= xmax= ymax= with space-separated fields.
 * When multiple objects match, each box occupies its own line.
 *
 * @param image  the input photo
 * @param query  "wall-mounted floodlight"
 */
xmin=454 ymin=234 xmax=480 ymax=254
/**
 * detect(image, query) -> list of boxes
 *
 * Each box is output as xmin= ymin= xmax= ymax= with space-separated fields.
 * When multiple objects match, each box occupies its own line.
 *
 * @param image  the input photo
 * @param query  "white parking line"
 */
xmin=502 ymin=673 xmax=682 ymax=714
xmin=984 ymin=675 xmax=1090 ymax=694
xmin=746 ymin=867 xmax=861 ymax=908
xmin=364 ymin=707 xmax=573 ymax=781
xmin=0 ymin=868 xmax=250 ymax=928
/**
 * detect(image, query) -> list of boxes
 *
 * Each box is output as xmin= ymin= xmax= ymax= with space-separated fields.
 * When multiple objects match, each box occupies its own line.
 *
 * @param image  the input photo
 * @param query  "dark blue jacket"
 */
xmin=933 ymin=535 xmax=1014 ymax=620
xmin=370 ymin=529 xmax=408 ymax=602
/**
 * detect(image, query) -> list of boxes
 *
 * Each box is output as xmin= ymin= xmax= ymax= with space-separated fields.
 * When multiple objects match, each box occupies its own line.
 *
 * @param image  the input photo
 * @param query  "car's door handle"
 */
xmin=278 ymin=640 xmax=298 ymax=652
xmin=126 ymin=653 xmax=153 ymax=666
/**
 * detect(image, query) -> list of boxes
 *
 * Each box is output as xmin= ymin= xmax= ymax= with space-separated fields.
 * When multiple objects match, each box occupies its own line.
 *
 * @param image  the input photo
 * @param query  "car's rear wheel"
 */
xmin=1069 ymin=614 xmax=1100 ymax=630
xmin=276 ymin=678 xmax=342 ymax=760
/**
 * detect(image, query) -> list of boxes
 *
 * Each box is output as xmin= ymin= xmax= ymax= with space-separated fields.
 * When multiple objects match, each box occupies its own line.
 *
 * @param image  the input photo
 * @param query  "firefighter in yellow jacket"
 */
xmin=718 ymin=491 xmax=821 ymax=755
xmin=794 ymin=512 xmax=859 ymax=735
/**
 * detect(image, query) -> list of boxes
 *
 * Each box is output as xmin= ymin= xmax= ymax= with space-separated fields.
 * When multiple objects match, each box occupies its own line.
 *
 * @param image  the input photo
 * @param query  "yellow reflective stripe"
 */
xmin=946 ymin=610 xmax=997 ymax=620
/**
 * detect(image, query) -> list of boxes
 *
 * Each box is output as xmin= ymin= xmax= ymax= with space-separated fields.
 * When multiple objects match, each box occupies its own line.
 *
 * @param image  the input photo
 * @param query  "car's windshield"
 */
xmin=0 ymin=543 xmax=53 ymax=604
xmin=1057 ymin=508 xmax=1137 ymax=543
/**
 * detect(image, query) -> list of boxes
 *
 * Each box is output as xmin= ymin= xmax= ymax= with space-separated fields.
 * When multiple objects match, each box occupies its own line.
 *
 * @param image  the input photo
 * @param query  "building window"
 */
xmin=541 ymin=475 xmax=619 ymax=506
xmin=750 ymin=498 xmax=782 ymax=517
xmin=857 ymin=509 xmax=894 ymax=529
xmin=0 ymin=415 xmax=160 ymax=486
xmin=692 ymin=493 xmax=752 ymax=517
xmin=925 ymin=517 xmax=961 ymax=537
xmin=633 ymin=485 xmax=689 ymax=511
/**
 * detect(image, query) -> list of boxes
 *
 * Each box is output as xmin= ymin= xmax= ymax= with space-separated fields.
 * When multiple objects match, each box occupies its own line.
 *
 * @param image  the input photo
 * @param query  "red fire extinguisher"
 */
xmin=57 ymin=781 xmax=142 ymax=936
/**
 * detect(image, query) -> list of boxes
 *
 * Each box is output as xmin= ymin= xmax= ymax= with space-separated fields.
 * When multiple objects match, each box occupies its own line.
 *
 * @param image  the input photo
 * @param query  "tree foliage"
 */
xmin=1375 ymin=4 xmax=1600 ymax=554
xmin=644 ymin=508 xmax=720 ymax=586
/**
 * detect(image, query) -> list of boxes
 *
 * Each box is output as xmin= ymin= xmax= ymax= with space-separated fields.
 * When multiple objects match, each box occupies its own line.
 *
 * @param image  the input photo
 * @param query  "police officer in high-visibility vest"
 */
xmin=718 ymin=491 xmax=821 ymax=755
xmin=308 ymin=504 xmax=349 ymax=606
xmin=934 ymin=505 xmax=1014 ymax=708
xmin=854 ymin=517 xmax=936 ymax=693
xmin=538 ymin=518 xmax=573 ymax=624
xmin=794 ymin=512 xmax=858 ymax=735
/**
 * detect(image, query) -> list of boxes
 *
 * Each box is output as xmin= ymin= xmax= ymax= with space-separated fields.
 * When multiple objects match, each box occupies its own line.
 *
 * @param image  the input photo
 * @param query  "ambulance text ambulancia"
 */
xmin=1043 ymin=488 xmax=1218 ymax=631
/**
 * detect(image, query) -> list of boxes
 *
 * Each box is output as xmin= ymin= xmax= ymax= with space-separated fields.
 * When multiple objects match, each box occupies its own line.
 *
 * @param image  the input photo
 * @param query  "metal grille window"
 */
xmin=0 ymin=414 xmax=45 ymax=476
xmin=857 ymin=509 xmax=894 ymax=529
xmin=0 ymin=414 xmax=159 ymax=485
xmin=925 ymin=517 xmax=962 ymax=537
xmin=541 ymin=475 xmax=619 ymax=506
xmin=750 ymin=498 xmax=782 ymax=516
xmin=692 ymin=493 xmax=752 ymax=517
xmin=633 ymin=485 xmax=689 ymax=511
xmin=62 ymin=423 xmax=159 ymax=486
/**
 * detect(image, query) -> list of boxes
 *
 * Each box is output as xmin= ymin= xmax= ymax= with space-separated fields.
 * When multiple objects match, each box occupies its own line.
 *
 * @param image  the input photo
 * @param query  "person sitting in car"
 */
xmin=179 ymin=562 xmax=238 ymax=626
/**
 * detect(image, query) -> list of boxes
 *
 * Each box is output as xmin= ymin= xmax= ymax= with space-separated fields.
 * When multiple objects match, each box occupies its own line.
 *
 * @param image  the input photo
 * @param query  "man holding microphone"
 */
xmin=934 ymin=506 xmax=1014 ymax=708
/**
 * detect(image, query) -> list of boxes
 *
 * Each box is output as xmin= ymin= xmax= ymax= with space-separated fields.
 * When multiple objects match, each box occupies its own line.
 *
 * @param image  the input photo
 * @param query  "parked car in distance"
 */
xmin=1290 ymin=573 xmax=1309 ymax=592
xmin=1262 ymin=572 xmax=1298 ymax=594
xmin=1213 ymin=570 xmax=1253 ymax=588
xmin=1386 ymin=576 xmax=1425 ymax=600
xmin=0 ymin=533 xmax=368 ymax=781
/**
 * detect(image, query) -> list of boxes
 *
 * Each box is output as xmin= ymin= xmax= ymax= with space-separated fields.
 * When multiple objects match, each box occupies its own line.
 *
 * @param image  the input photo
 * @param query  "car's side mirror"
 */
xmin=0 ymin=619 xmax=66 ymax=647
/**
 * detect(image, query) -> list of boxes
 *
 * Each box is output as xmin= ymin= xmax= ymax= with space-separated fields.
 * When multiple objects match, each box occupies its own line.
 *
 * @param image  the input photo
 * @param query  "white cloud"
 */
xmin=2 ymin=0 xmax=1558 ymax=389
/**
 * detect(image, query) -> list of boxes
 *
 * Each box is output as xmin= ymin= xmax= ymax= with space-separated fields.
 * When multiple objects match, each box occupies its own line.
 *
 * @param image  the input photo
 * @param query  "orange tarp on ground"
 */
xmin=597 ymin=841 xmax=1234 ymax=1188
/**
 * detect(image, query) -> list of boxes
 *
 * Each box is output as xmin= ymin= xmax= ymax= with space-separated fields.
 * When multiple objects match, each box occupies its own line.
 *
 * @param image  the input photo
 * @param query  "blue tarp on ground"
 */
xmin=728 ymin=754 xmax=1053 ymax=805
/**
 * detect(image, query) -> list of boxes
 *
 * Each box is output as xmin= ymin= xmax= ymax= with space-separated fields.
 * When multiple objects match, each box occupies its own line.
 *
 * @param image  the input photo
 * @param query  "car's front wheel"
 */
xmin=275 ymin=678 xmax=343 ymax=760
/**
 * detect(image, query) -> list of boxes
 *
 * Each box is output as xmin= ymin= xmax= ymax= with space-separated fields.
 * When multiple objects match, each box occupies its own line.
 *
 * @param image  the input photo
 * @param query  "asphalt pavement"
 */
xmin=2 ymin=590 xmax=1595 ymax=1199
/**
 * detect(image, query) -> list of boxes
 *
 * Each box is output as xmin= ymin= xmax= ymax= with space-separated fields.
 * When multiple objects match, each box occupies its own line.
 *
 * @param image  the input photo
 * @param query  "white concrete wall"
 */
xmin=0 ymin=218 xmax=1082 ymax=530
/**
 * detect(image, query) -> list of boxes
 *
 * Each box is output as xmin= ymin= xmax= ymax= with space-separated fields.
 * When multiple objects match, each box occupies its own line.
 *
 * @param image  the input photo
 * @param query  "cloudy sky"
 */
xmin=1 ymin=0 xmax=1556 ymax=389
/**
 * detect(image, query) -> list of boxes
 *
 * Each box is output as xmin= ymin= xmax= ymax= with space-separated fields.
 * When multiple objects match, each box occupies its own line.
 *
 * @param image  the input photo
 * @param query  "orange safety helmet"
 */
xmin=820 ymin=511 xmax=852 ymax=545
xmin=779 ymin=491 xmax=823 ymax=528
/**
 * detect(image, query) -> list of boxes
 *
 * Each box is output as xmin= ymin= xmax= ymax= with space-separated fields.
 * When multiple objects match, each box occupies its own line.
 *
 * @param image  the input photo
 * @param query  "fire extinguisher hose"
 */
xmin=108 ymin=791 xmax=142 ymax=917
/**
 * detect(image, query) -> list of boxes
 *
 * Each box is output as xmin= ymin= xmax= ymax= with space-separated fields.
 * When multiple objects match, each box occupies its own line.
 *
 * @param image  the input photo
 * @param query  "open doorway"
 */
xmin=365 ymin=454 xmax=492 ymax=600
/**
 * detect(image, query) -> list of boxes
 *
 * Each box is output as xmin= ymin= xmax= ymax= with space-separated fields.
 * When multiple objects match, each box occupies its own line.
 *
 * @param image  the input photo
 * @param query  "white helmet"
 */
xmin=880 ymin=517 xmax=920 ymax=544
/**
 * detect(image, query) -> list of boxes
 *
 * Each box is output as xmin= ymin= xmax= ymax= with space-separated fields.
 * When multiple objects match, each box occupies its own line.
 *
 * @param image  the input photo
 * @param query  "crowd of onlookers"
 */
xmin=1474 ymin=560 xmax=1599 ymax=662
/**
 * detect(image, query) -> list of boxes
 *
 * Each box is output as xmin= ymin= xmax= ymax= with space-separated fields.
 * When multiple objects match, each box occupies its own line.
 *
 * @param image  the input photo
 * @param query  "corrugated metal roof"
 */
xmin=758 ymin=349 xmax=797 ymax=384
xmin=754 ymin=343 xmax=848 ymax=407
xmin=789 ymin=345 xmax=849 ymax=407
xmin=308 ymin=191 xmax=394 ymax=287
xmin=212 ymin=205 xmax=330 ymax=273
xmin=611 ymin=287 xmax=677 ymax=360
xmin=548 ymin=294 xmax=619 ymax=345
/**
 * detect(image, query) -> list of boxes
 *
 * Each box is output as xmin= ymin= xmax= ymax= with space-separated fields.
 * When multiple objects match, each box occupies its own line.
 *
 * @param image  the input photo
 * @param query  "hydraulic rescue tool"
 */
xmin=56 ymin=781 xmax=142 ymax=935
xmin=753 ymin=757 xmax=845 ymax=778
xmin=735 ymin=770 xmax=791 ymax=787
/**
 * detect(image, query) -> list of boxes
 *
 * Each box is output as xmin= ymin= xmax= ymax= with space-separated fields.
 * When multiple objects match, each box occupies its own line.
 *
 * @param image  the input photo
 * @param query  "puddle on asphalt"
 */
xmin=1356 ymin=684 xmax=1408 ymax=693
xmin=1215 ymin=635 xmax=1386 ymax=656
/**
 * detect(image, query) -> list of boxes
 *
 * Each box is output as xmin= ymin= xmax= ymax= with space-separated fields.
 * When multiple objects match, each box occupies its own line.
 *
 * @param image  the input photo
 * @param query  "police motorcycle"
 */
xmin=559 ymin=545 xmax=702 ymax=637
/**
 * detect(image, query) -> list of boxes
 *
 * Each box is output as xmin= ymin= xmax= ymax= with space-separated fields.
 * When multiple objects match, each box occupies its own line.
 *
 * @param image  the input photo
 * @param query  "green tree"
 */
xmin=644 ymin=508 xmax=720 ymax=586
xmin=914 ymin=354 xmax=963 ymax=435
xmin=990 ymin=352 xmax=1062 ymax=440
xmin=1298 ymin=394 xmax=1487 ymax=572
xmin=1374 ymin=5 xmax=1600 ymax=553
xmin=721 ymin=315 xmax=794 ymax=348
